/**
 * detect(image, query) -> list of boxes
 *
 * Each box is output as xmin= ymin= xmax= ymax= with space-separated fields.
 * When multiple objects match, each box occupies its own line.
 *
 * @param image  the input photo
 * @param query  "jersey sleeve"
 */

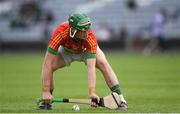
xmin=84 ymin=29 xmax=97 ymax=59
xmin=48 ymin=24 xmax=68 ymax=55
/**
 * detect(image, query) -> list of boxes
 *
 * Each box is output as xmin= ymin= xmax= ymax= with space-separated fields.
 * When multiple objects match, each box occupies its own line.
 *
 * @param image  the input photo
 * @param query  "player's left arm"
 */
xmin=86 ymin=58 xmax=96 ymax=97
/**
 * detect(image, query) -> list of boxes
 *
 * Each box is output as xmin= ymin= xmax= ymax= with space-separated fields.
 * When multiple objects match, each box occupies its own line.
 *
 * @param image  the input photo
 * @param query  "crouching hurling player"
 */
xmin=38 ymin=12 xmax=128 ymax=110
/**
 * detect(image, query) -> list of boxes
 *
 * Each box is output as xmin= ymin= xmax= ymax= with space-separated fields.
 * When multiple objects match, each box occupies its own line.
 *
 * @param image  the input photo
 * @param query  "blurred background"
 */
xmin=1 ymin=0 xmax=180 ymax=113
xmin=0 ymin=0 xmax=180 ymax=53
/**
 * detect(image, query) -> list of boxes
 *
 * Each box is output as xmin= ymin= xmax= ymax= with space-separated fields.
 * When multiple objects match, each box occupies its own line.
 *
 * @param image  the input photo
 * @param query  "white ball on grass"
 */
xmin=72 ymin=104 xmax=80 ymax=111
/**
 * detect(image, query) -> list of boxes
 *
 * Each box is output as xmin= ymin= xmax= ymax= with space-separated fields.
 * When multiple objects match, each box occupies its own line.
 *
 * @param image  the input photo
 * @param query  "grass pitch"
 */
xmin=0 ymin=52 xmax=180 ymax=113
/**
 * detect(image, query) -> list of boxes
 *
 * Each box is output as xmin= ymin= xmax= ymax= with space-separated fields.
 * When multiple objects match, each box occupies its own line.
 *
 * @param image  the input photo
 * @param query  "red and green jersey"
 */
xmin=48 ymin=21 xmax=97 ymax=59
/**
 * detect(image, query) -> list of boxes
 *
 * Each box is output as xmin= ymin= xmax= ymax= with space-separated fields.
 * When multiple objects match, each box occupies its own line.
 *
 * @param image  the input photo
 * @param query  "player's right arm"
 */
xmin=41 ymin=23 xmax=67 ymax=101
xmin=41 ymin=51 xmax=57 ymax=100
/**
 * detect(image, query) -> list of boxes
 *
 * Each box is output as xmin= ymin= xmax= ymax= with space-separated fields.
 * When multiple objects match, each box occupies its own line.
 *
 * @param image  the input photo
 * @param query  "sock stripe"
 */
xmin=110 ymin=84 xmax=122 ymax=95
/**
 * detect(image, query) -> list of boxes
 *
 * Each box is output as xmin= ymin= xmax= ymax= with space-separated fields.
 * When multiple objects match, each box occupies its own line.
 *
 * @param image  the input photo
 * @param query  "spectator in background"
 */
xmin=0 ymin=0 xmax=12 ymax=17
xmin=86 ymin=0 xmax=98 ymax=2
xmin=171 ymin=7 xmax=180 ymax=22
xmin=115 ymin=25 xmax=128 ymax=48
xmin=96 ymin=22 xmax=112 ymax=41
xmin=116 ymin=25 xmax=128 ymax=41
xmin=10 ymin=0 xmax=41 ymax=28
xmin=18 ymin=0 xmax=41 ymax=22
xmin=126 ymin=0 xmax=137 ymax=10
xmin=42 ymin=10 xmax=54 ymax=43
xmin=143 ymin=8 xmax=168 ymax=55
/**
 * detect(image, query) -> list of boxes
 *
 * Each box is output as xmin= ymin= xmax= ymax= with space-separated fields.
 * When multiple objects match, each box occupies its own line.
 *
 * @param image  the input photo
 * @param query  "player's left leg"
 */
xmin=158 ymin=35 xmax=168 ymax=52
xmin=143 ymin=36 xmax=158 ymax=55
xmin=96 ymin=46 xmax=127 ymax=109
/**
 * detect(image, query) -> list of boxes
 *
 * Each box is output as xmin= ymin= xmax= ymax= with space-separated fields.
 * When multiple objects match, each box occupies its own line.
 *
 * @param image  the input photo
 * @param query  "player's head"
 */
xmin=68 ymin=12 xmax=91 ymax=42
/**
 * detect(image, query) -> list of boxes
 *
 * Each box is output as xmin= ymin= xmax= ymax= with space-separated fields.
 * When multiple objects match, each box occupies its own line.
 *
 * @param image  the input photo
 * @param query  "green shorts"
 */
xmin=58 ymin=46 xmax=86 ymax=66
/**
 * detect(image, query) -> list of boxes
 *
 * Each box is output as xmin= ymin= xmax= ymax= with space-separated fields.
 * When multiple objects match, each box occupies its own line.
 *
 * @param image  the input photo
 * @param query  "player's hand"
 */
xmin=42 ymin=92 xmax=53 ymax=104
xmin=90 ymin=93 xmax=100 ymax=108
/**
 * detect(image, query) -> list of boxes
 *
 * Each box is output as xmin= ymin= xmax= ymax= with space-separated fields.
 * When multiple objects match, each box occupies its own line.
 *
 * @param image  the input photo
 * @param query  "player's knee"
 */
xmin=52 ymin=67 xmax=58 ymax=72
xmin=96 ymin=59 xmax=108 ymax=71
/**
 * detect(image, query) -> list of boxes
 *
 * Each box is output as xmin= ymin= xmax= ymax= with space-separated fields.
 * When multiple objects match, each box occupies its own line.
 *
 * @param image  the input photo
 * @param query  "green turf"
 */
xmin=0 ymin=52 xmax=180 ymax=113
